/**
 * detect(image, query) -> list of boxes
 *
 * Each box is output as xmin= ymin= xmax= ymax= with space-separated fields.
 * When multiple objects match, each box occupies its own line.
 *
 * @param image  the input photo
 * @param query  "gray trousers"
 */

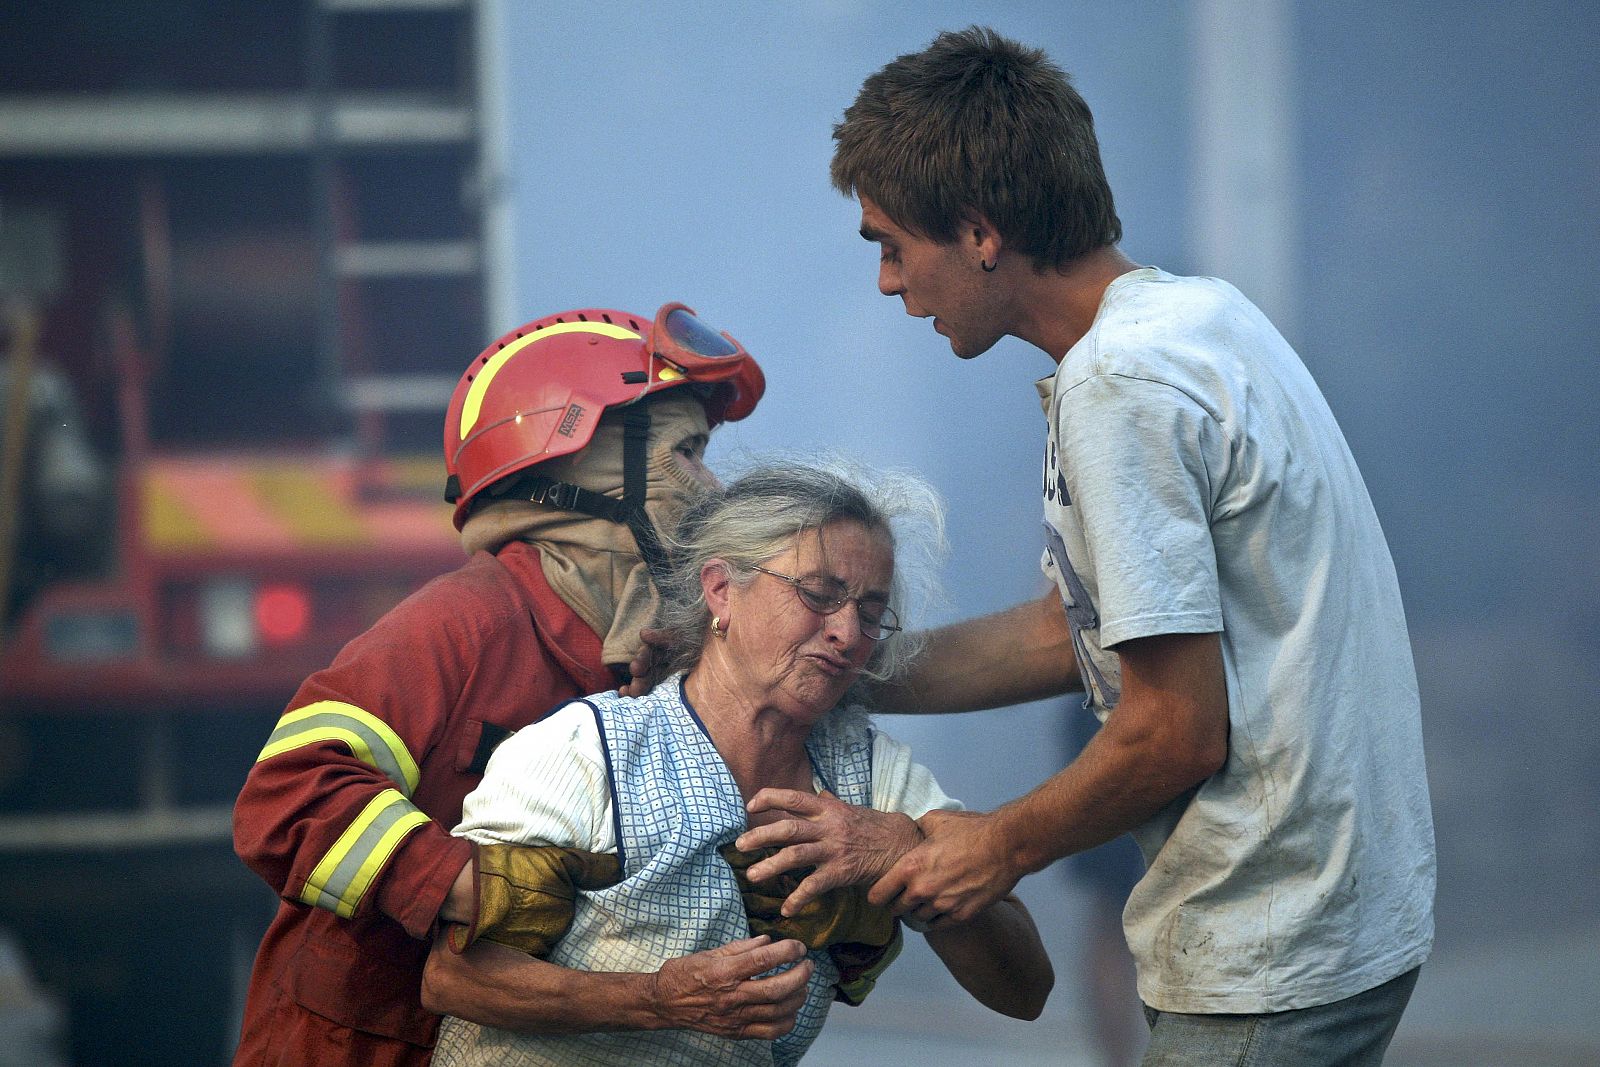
xmin=1141 ymin=966 xmax=1421 ymax=1067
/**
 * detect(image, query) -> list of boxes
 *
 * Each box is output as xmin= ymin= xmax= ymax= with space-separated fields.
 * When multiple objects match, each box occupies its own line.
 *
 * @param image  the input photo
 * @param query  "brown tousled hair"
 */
xmin=831 ymin=26 xmax=1121 ymax=270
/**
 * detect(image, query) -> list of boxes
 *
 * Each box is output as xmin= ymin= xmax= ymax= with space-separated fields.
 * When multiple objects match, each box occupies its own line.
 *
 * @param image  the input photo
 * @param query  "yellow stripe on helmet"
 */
xmin=459 ymin=321 xmax=642 ymax=440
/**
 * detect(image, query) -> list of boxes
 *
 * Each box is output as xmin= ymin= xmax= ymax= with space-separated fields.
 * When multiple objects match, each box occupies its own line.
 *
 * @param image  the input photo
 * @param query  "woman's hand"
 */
xmin=734 ymin=789 xmax=923 ymax=916
xmin=424 ymin=932 xmax=810 ymax=1037
xmin=648 ymin=936 xmax=812 ymax=1038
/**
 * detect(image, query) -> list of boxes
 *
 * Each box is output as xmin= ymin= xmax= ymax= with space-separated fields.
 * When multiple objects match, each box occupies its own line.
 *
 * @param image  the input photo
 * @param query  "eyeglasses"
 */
xmin=749 ymin=564 xmax=902 ymax=640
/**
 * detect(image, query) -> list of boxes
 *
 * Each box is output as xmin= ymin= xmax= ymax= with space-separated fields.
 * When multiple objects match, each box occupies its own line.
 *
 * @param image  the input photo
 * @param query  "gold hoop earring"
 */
xmin=711 ymin=615 xmax=727 ymax=638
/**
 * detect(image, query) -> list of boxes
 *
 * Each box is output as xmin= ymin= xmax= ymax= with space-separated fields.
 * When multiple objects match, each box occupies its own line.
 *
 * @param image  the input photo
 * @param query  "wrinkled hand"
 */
xmin=649 ymin=935 xmax=812 ymax=1039
xmin=868 ymin=809 xmax=1022 ymax=926
xmin=619 ymin=628 xmax=671 ymax=698
xmin=735 ymin=789 xmax=923 ymax=917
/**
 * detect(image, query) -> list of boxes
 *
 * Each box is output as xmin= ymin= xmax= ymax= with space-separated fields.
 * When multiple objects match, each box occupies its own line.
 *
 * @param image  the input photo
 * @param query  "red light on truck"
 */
xmin=255 ymin=583 xmax=311 ymax=646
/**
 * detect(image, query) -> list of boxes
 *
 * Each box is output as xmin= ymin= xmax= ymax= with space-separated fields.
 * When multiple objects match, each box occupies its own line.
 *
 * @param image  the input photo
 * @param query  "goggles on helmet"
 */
xmin=651 ymin=301 xmax=752 ymax=379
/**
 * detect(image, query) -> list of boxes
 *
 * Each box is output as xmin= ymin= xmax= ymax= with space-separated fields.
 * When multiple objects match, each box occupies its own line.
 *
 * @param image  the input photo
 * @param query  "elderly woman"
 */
xmin=424 ymin=462 xmax=1053 ymax=1065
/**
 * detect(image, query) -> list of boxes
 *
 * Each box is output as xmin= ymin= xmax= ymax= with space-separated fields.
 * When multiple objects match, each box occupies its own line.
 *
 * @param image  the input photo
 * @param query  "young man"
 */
xmin=742 ymin=26 xmax=1434 ymax=1066
xmin=231 ymin=303 xmax=802 ymax=1066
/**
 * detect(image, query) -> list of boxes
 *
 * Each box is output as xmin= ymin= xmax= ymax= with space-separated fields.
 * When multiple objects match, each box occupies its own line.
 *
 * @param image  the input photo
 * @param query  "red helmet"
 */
xmin=443 ymin=302 xmax=764 ymax=529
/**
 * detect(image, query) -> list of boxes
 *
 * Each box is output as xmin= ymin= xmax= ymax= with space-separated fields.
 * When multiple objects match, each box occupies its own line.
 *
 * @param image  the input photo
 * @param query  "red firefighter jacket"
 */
xmin=232 ymin=541 xmax=612 ymax=1067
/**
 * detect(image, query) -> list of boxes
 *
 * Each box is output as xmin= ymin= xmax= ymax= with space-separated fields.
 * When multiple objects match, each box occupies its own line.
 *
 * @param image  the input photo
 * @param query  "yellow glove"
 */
xmin=718 ymin=844 xmax=897 ymax=951
xmin=448 ymin=843 xmax=621 ymax=956
xmin=719 ymin=843 xmax=903 ymax=1005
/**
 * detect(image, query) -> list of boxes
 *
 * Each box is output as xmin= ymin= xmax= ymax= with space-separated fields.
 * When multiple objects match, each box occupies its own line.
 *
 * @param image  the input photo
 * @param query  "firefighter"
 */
xmin=231 ymin=303 xmax=765 ymax=1067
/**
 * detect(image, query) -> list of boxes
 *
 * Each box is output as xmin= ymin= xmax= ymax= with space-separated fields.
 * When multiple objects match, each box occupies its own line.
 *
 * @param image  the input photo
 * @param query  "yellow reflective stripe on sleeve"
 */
xmin=257 ymin=700 xmax=421 ymax=796
xmin=298 ymin=789 xmax=432 ymax=918
xmin=459 ymin=321 xmax=641 ymax=440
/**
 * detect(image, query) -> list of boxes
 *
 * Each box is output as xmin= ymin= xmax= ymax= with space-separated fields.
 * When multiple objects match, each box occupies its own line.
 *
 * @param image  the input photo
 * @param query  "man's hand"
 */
xmin=648 ymin=936 xmax=812 ymax=1039
xmin=868 ymin=809 xmax=1022 ymax=926
xmin=869 ymin=633 xmax=1229 ymax=927
xmin=734 ymin=789 xmax=923 ymax=916
xmin=619 ymin=627 xmax=670 ymax=697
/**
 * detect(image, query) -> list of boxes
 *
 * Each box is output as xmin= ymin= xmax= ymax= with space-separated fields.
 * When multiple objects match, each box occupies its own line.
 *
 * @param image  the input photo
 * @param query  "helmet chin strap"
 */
xmin=618 ymin=405 xmax=675 ymax=588
xmin=496 ymin=404 xmax=676 ymax=590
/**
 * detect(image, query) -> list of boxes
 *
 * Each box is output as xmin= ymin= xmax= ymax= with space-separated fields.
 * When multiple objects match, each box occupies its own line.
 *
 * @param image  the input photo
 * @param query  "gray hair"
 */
xmin=654 ymin=457 xmax=945 ymax=690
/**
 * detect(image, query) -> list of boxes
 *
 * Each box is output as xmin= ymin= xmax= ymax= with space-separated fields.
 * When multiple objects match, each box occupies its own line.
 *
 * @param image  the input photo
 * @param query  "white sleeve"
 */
xmin=1058 ymin=373 xmax=1224 ymax=648
xmin=453 ymin=701 xmax=617 ymax=853
xmin=869 ymin=728 xmax=964 ymax=818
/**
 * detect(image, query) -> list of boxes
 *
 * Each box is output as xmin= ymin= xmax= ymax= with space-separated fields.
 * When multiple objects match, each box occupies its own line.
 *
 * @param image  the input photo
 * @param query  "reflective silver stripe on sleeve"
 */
xmin=298 ymin=788 xmax=432 ymax=918
xmin=256 ymin=700 xmax=422 ymax=796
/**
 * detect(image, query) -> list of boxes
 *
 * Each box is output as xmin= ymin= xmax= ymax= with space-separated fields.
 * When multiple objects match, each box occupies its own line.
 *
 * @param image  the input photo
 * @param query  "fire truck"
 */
xmin=0 ymin=2 xmax=507 ymax=1061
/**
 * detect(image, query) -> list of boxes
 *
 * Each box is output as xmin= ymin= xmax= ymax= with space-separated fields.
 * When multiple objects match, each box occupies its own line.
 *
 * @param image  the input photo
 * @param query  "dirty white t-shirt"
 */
xmin=1039 ymin=267 xmax=1435 ymax=1013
